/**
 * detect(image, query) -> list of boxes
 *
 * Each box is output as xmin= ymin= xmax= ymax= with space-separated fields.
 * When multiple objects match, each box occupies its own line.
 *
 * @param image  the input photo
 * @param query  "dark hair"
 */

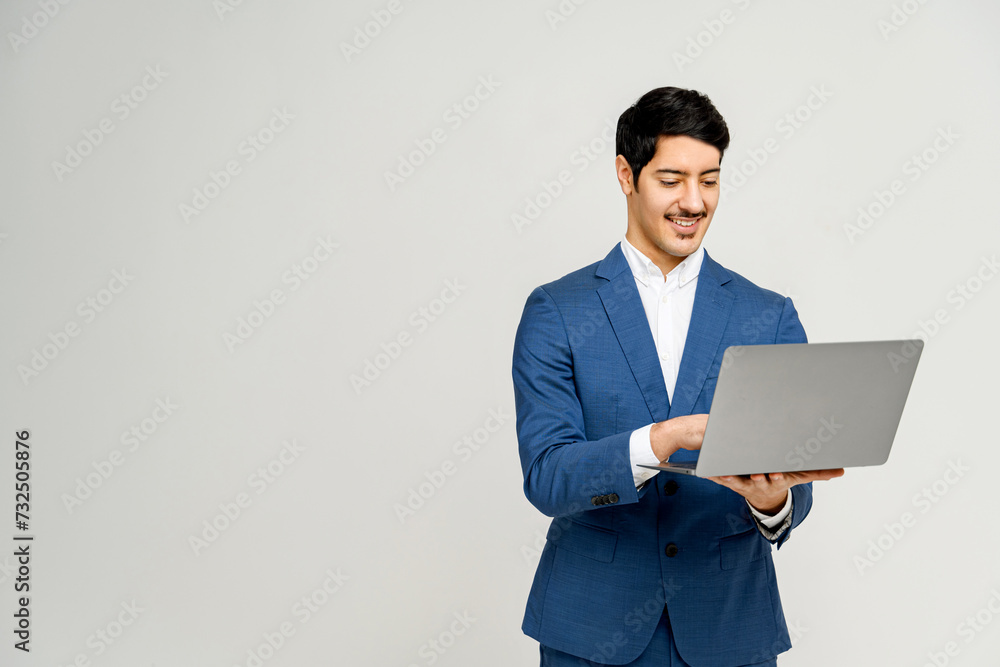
xmin=616 ymin=87 xmax=730 ymax=192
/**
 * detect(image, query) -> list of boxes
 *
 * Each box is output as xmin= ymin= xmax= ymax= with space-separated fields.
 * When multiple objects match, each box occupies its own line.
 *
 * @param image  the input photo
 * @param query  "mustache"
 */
xmin=664 ymin=211 xmax=705 ymax=219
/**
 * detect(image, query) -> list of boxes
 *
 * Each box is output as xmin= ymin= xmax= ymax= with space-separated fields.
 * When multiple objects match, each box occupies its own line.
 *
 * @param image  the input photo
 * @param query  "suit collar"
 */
xmin=595 ymin=242 xmax=630 ymax=281
xmin=670 ymin=252 xmax=734 ymax=416
xmin=596 ymin=243 xmax=734 ymax=420
xmin=597 ymin=253 xmax=671 ymax=422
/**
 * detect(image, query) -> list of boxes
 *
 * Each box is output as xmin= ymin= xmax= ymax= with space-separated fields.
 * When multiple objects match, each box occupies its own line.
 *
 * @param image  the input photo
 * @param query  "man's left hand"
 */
xmin=708 ymin=469 xmax=845 ymax=514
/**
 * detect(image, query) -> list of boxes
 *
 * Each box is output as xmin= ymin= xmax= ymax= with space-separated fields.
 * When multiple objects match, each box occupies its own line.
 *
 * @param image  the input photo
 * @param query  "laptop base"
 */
xmin=638 ymin=462 xmax=697 ymax=476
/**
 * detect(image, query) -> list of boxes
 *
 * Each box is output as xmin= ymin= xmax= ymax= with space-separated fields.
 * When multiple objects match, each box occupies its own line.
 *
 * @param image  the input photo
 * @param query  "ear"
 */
xmin=615 ymin=155 xmax=635 ymax=196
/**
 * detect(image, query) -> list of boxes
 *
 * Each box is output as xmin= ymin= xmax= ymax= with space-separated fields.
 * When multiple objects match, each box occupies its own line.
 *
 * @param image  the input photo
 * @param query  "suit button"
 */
xmin=608 ymin=493 xmax=619 ymax=503
xmin=591 ymin=496 xmax=601 ymax=506
xmin=663 ymin=480 xmax=678 ymax=496
xmin=664 ymin=543 xmax=679 ymax=558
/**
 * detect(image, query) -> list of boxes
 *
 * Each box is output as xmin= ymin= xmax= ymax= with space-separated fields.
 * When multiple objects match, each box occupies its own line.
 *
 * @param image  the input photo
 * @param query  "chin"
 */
xmin=670 ymin=231 xmax=700 ymax=244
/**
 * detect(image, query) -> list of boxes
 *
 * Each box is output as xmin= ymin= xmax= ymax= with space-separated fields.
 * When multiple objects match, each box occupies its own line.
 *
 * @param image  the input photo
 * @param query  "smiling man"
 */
xmin=512 ymin=87 xmax=841 ymax=666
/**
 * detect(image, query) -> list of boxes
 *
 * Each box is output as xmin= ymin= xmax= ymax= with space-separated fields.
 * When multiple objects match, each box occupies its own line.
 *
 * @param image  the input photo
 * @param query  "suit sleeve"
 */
xmin=772 ymin=295 xmax=813 ymax=547
xmin=512 ymin=286 xmax=646 ymax=518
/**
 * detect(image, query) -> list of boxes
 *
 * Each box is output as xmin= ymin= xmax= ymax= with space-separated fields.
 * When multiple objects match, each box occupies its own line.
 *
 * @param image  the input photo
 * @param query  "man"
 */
xmin=511 ymin=87 xmax=843 ymax=666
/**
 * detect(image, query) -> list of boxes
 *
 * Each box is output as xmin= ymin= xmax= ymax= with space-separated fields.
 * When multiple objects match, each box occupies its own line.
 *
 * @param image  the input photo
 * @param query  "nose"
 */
xmin=678 ymin=180 xmax=704 ymax=216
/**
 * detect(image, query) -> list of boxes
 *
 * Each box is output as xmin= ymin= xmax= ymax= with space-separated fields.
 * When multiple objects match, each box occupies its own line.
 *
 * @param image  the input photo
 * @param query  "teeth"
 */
xmin=671 ymin=217 xmax=697 ymax=227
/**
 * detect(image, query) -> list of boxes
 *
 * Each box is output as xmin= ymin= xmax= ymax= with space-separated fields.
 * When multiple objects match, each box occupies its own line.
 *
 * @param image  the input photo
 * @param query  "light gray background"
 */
xmin=2 ymin=1 xmax=998 ymax=665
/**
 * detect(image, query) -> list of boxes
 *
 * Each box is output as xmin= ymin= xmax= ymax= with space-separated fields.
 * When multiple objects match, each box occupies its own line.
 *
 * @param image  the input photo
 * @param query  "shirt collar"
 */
xmin=620 ymin=235 xmax=705 ymax=288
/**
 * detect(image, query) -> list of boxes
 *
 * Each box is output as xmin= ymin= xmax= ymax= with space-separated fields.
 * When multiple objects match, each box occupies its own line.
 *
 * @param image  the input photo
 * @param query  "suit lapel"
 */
xmin=596 ymin=244 xmax=671 ymax=423
xmin=669 ymin=251 xmax=734 ymax=417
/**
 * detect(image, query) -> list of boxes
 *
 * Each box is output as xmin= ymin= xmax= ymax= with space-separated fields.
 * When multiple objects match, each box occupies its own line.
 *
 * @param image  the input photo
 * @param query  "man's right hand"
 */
xmin=650 ymin=414 xmax=709 ymax=462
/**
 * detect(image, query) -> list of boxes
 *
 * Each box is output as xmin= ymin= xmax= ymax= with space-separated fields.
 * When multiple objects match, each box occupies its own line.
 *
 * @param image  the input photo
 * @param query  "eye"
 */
xmin=702 ymin=180 xmax=718 ymax=187
xmin=659 ymin=180 xmax=678 ymax=187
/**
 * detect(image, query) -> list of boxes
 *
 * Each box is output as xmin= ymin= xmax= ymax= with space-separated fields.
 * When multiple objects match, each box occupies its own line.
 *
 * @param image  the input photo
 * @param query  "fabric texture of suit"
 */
xmin=512 ymin=243 xmax=812 ymax=666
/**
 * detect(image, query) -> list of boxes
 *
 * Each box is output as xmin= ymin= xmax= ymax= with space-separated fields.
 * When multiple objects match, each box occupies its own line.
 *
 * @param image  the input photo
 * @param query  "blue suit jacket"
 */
xmin=512 ymin=244 xmax=812 ymax=666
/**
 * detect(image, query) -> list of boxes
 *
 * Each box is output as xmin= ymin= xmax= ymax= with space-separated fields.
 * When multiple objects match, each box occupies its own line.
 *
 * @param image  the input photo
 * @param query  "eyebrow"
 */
xmin=654 ymin=168 xmax=721 ymax=176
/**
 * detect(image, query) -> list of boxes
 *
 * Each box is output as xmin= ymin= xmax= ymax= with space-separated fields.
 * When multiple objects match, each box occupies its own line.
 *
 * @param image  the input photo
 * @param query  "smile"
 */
xmin=668 ymin=216 xmax=701 ymax=228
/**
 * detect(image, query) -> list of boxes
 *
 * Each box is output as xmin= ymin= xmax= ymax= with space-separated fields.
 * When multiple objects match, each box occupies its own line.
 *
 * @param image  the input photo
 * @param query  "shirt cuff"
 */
xmin=747 ymin=492 xmax=793 ymax=541
xmin=629 ymin=424 xmax=660 ymax=487
xmin=747 ymin=491 xmax=792 ymax=528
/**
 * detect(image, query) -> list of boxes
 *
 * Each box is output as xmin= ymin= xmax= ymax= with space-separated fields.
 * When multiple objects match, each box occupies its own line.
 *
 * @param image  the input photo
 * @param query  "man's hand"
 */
xmin=649 ymin=414 xmax=709 ymax=462
xmin=649 ymin=415 xmax=845 ymax=514
xmin=708 ymin=469 xmax=845 ymax=514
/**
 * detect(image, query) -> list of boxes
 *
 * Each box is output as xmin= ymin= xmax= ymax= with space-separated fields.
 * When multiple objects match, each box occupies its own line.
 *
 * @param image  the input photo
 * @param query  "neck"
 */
xmin=625 ymin=230 xmax=685 ymax=279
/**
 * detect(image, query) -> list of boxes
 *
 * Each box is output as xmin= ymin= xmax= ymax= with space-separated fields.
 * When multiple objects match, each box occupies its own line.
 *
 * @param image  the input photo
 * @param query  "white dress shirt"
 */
xmin=620 ymin=235 xmax=791 ymax=528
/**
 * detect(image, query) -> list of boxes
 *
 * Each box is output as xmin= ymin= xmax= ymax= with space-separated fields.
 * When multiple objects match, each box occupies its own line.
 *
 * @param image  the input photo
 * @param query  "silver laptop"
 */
xmin=638 ymin=340 xmax=924 ymax=477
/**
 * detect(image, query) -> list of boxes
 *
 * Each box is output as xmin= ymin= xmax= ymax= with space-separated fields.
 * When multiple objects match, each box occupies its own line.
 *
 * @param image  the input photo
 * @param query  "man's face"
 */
xmin=616 ymin=134 xmax=721 ymax=275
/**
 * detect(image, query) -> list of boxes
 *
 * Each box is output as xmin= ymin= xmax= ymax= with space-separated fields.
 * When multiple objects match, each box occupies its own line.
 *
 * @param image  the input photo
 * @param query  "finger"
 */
xmin=781 ymin=468 xmax=844 ymax=485
xmin=708 ymin=476 xmax=743 ymax=491
xmin=801 ymin=468 xmax=845 ymax=481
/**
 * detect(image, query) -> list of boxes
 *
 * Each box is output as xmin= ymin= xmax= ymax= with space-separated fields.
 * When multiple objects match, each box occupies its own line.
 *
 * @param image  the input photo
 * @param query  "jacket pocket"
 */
xmin=719 ymin=528 xmax=769 ymax=570
xmin=547 ymin=519 xmax=618 ymax=563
